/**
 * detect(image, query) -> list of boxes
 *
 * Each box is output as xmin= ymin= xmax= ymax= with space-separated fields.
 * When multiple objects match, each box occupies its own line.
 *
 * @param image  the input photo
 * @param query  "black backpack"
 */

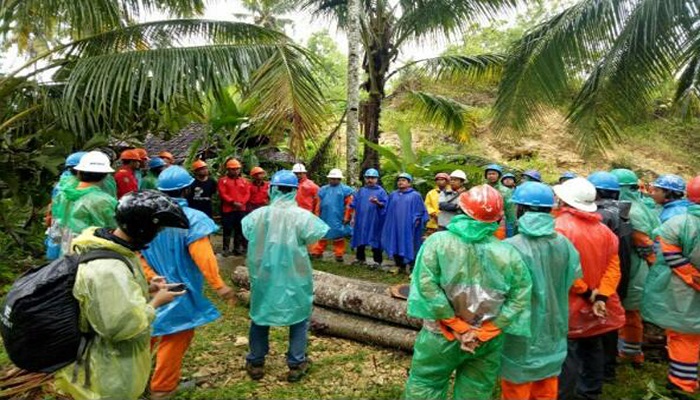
xmin=597 ymin=200 xmax=634 ymax=301
xmin=0 ymin=249 xmax=132 ymax=373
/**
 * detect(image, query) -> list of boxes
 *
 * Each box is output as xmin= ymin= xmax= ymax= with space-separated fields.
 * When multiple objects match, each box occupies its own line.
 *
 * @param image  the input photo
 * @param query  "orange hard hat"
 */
xmin=192 ymin=160 xmax=208 ymax=170
xmin=459 ymin=184 xmax=504 ymax=223
xmin=120 ymin=149 xmax=141 ymax=161
xmin=225 ymin=159 xmax=242 ymax=169
xmin=250 ymin=167 xmax=266 ymax=176
xmin=159 ymin=151 xmax=174 ymax=162
xmin=435 ymin=172 xmax=450 ymax=181
xmin=688 ymin=176 xmax=700 ymax=203
xmin=134 ymin=148 xmax=149 ymax=161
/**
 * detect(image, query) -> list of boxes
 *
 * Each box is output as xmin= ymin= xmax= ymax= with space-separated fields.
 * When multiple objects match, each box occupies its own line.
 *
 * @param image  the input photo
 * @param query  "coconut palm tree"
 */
xmin=234 ymin=0 xmax=296 ymax=31
xmin=494 ymin=0 xmax=700 ymax=151
xmin=297 ymin=0 xmax=515 ymax=170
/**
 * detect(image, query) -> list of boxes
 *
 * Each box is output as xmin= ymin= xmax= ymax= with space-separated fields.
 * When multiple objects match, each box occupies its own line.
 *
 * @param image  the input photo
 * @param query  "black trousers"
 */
xmin=559 ymin=335 xmax=606 ymax=400
xmin=356 ymin=245 xmax=382 ymax=264
xmin=222 ymin=211 xmax=248 ymax=251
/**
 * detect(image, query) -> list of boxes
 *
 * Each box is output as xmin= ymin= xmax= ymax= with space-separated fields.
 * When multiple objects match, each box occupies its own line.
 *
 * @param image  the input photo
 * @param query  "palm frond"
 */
xmin=674 ymin=54 xmax=700 ymax=119
xmin=404 ymin=91 xmax=477 ymax=142
xmin=390 ymin=54 xmax=504 ymax=83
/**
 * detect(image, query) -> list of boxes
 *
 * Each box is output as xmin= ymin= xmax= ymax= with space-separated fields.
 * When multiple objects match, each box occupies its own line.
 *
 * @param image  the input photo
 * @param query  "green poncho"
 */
xmin=404 ymin=215 xmax=532 ymax=400
xmin=489 ymin=181 xmax=517 ymax=236
xmin=139 ymin=171 xmax=158 ymax=190
xmin=642 ymin=205 xmax=700 ymax=334
xmin=55 ymin=229 xmax=155 ymax=399
xmin=619 ymin=186 xmax=660 ymax=310
xmin=99 ymin=174 xmax=117 ymax=198
xmin=242 ymin=187 xmax=329 ymax=326
xmin=502 ymin=212 xmax=582 ymax=383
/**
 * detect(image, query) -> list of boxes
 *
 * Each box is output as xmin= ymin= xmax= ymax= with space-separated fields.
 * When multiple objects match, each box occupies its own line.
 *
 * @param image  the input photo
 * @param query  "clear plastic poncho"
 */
xmin=618 ymin=186 xmax=660 ymax=310
xmin=242 ymin=187 xmax=329 ymax=326
xmin=643 ymin=205 xmax=700 ymax=334
xmin=55 ymin=228 xmax=155 ymax=400
xmin=502 ymin=212 xmax=582 ymax=383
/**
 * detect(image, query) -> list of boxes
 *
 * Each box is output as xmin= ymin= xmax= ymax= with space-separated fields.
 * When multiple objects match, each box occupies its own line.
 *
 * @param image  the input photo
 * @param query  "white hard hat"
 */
xmin=74 ymin=151 xmax=115 ymax=173
xmin=450 ymin=169 xmax=468 ymax=181
xmin=553 ymin=177 xmax=597 ymax=212
xmin=327 ymin=168 xmax=344 ymax=179
xmin=292 ymin=163 xmax=307 ymax=173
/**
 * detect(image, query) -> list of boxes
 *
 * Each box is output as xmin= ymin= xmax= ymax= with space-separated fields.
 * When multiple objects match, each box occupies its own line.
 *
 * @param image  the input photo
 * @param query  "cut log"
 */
xmin=236 ymin=291 xmax=416 ymax=352
xmin=231 ymin=266 xmax=390 ymax=296
xmin=232 ymin=267 xmax=422 ymax=329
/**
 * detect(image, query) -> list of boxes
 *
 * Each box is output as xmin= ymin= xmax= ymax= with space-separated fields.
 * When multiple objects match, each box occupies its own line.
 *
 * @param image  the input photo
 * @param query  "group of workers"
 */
xmin=42 ymin=147 xmax=700 ymax=400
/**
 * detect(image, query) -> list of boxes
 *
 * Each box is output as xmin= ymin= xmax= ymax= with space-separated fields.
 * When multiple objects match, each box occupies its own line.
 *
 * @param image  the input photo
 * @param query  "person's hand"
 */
xmin=216 ymin=285 xmax=237 ymax=306
xmin=589 ymin=288 xmax=599 ymax=303
xmin=150 ymin=287 xmax=185 ymax=309
xmin=148 ymin=276 xmax=168 ymax=294
xmin=369 ymin=197 xmax=379 ymax=204
xmin=592 ymin=300 xmax=607 ymax=318
xmin=233 ymin=202 xmax=244 ymax=210
xmin=455 ymin=330 xmax=479 ymax=353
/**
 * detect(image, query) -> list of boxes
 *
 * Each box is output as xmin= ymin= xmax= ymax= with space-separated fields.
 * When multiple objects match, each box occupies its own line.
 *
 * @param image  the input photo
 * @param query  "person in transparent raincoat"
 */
xmin=404 ymin=185 xmax=532 ymax=400
xmin=241 ymin=170 xmax=330 ymax=383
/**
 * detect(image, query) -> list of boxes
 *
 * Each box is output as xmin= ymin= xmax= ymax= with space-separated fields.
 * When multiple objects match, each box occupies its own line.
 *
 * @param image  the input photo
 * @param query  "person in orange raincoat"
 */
xmin=217 ymin=159 xmax=250 ymax=256
xmin=553 ymin=177 xmax=625 ymax=400
xmin=114 ymin=149 xmax=141 ymax=199
xmin=292 ymin=163 xmax=319 ymax=212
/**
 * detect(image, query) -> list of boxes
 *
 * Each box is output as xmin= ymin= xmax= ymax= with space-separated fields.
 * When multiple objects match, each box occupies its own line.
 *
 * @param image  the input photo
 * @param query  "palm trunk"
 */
xmin=361 ymin=92 xmax=382 ymax=171
xmin=345 ymin=0 xmax=361 ymax=184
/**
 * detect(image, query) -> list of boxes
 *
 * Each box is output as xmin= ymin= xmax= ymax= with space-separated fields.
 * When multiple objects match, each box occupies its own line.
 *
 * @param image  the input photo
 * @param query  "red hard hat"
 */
xmin=226 ymin=159 xmax=242 ymax=169
xmin=192 ymin=160 xmax=207 ymax=170
xmin=435 ymin=172 xmax=450 ymax=181
xmin=459 ymin=184 xmax=504 ymax=223
xmin=688 ymin=176 xmax=700 ymax=203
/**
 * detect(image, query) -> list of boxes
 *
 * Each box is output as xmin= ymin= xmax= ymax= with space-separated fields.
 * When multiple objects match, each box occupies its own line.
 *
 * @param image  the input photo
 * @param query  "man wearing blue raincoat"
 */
xmin=381 ymin=173 xmax=428 ymax=273
xmin=141 ymin=166 xmax=235 ymax=398
xmin=310 ymin=168 xmax=354 ymax=262
xmin=242 ymin=170 xmax=329 ymax=383
xmin=651 ymin=174 xmax=691 ymax=223
xmin=350 ymin=168 xmax=388 ymax=267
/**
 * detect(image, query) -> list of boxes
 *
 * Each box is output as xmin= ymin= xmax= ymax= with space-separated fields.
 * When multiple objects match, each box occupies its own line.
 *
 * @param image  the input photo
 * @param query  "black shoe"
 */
xmin=246 ymin=362 xmax=264 ymax=381
xmin=287 ymin=360 xmax=311 ymax=383
xmin=666 ymin=381 xmax=696 ymax=400
xmin=335 ymin=256 xmax=344 ymax=263
xmin=232 ymin=249 xmax=242 ymax=256
xmin=310 ymin=254 xmax=323 ymax=260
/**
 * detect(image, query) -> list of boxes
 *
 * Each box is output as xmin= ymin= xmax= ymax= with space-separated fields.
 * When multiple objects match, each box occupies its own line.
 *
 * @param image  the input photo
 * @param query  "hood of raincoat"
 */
xmin=270 ymin=186 xmax=297 ymax=204
xmin=517 ymin=212 xmax=555 ymax=237
xmin=446 ymin=215 xmax=498 ymax=243
xmin=689 ymin=204 xmax=700 ymax=218
xmin=71 ymin=227 xmax=138 ymax=258
xmin=62 ymin=182 xmax=103 ymax=202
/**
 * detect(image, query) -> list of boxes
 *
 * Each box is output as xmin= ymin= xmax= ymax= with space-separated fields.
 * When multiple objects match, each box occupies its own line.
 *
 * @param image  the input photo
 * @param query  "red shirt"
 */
xmin=218 ymin=176 xmax=250 ymax=213
xmin=295 ymin=177 xmax=319 ymax=212
xmin=114 ymin=167 xmax=138 ymax=199
xmin=248 ymin=181 xmax=270 ymax=211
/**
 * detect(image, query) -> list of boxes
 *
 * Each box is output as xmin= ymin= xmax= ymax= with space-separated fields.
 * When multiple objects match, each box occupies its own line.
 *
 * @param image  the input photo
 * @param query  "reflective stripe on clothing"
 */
xmin=666 ymin=329 xmax=700 ymax=392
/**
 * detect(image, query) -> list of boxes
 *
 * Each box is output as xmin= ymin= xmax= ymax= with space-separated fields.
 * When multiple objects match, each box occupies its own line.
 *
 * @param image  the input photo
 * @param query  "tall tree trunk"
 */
xmin=361 ymin=92 xmax=382 ymax=172
xmin=345 ymin=0 xmax=361 ymax=184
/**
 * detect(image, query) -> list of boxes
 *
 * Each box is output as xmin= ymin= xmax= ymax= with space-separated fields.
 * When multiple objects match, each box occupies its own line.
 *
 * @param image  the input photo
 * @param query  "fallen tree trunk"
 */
xmin=236 ymin=291 xmax=416 ymax=352
xmin=231 ymin=266 xmax=390 ymax=295
xmin=232 ymin=267 xmax=421 ymax=329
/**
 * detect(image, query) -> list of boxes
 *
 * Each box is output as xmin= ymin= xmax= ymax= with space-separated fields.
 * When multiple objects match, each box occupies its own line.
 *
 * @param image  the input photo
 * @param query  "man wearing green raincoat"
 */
xmin=404 ymin=185 xmax=532 ymax=400
xmin=242 ymin=170 xmax=329 ymax=383
xmin=50 ymin=151 xmax=118 ymax=257
xmin=54 ymin=191 xmax=188 ymax=399
xmin=484 ymin=164 xmax=517 ymax=238
xmin=501 ymin=182 xmax=582 ymax=400
xmin=610 ymin=169 xmax=660 ymax=364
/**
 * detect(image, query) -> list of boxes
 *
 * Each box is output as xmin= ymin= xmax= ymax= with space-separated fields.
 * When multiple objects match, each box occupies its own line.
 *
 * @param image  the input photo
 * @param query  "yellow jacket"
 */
xmin=425 ymin=188 xmax=441 ymax=230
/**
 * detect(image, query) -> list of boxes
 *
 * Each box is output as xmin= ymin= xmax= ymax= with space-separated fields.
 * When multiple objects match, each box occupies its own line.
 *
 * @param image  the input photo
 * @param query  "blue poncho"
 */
xmin=381 ymin=188 xmax=428 ymax=263
xmin=660 ymin=199 xmax=692 ymax=223
xmin=350 ymin=185 xmax=388 ymax=249
xmin=318 ymin=183 xmax=354 ymax=239
xmin=141 ymin=198 xmax=221 ymax=336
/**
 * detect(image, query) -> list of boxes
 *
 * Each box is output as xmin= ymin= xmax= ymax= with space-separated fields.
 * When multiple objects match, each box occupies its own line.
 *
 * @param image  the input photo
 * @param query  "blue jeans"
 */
xmin=246 ymin=319 xmax=309 ymax=368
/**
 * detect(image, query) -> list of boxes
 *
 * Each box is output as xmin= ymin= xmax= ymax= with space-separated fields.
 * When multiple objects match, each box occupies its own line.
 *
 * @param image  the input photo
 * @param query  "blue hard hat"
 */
xmin=587 ymin=171 xmax=620 ymax=192
xmin=501 ymin=173 xmax=516 ymax=181
xmin=65 ymin=151 xmax=88 ymax=168
xmin=157 ymin=165 xmax=194 ymax=191
xmin=653 ymin=174 xmax=686 ymax=193
xmin=397 ymin=172 xmax=413 ymax=182
xmin=148 ymin=157 xmax=166 ymax=169
xmin=512 ymin=182 xmax=556 ymax=207
xmin=484 ymin=164 xmax=503 ymax=175
xmin=364 ymin=168 xmax=380 ymax=178
xmin=560 ymin=171 xmax=577 ymax=180
xmin=270 ymin=170 xmax=299 ymax=188
xmin=522 ymin=169 xmax=542 ymax=182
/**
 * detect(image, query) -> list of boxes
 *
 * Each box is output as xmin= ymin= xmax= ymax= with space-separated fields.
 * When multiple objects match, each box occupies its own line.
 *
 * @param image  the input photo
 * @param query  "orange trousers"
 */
xmin=150 ymin=329 xmax=195 ymax=393
xmin=667 ymin=330 xmax=700 ymax=393
xmin=311 ymin=238 xmax=345 ymax=257
xmin=501 ymin=377 xmax=558 ymax=400
xmin=618 ymin=310 xmax=644 ymax=363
